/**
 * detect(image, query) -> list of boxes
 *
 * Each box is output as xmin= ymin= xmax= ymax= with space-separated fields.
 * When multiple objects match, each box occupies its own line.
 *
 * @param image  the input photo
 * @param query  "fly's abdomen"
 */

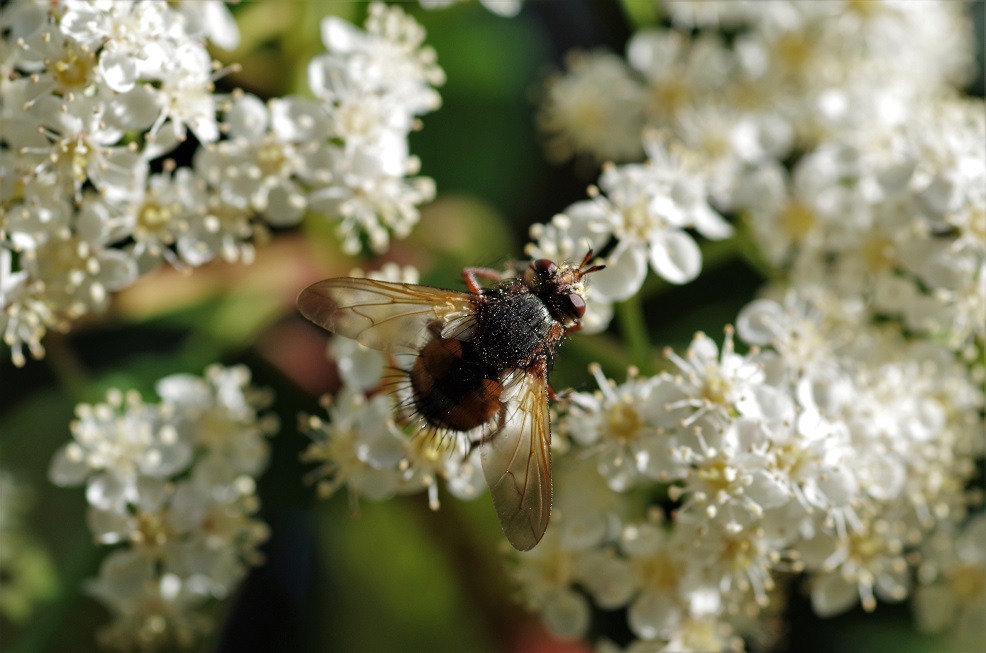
xmin=409 ymin=335 xmax=503 ymax=432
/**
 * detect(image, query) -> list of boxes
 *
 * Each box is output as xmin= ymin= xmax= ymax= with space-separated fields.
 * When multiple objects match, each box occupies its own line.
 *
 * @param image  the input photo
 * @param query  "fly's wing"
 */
xmin=297 ymin=278 xmax=476 ymax=353
xmin=481 ymin=367 xmax=552 ymax=551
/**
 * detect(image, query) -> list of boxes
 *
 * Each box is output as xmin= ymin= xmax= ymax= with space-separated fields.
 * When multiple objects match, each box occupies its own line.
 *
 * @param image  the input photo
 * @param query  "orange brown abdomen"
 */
xmin=410 ymin=334 xmax=504 ymax=432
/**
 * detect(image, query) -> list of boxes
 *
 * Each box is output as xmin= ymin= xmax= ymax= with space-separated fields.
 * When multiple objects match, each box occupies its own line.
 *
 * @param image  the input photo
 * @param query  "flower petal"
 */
xmin=649 ymin=229 xmax=702 ymax=284
xmin=592 ymin=244 xmax=647 ymax=302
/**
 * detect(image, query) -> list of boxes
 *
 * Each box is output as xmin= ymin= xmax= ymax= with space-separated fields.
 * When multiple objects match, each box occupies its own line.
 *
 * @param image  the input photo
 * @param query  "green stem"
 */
xmin=733 ymin=216 xmax=780 ymax=282
xmin=43 ymin=333 xmax=90 ymax=402
xmin=606 ymin=235 xmax=745 ymax=376
xmin=615 ymin=293 xmax=656 ymax=375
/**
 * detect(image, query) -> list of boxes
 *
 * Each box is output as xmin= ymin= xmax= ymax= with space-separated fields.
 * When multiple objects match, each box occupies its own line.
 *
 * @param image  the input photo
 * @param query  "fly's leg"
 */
xmin=463 ymin=267 xmax=503 ymax=293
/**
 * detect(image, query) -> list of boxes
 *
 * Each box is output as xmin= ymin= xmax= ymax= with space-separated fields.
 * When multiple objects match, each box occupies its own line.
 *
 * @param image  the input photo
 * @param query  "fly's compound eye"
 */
xmin=565 ymin=293 xmax=586 ymax=318
xmin=533 ymin=258 xmax=557 ymax=277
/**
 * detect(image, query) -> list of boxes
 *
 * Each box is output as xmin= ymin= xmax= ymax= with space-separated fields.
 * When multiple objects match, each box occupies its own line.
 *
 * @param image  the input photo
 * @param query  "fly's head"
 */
xmin=523 ymin=250 xmax=605 ymax=330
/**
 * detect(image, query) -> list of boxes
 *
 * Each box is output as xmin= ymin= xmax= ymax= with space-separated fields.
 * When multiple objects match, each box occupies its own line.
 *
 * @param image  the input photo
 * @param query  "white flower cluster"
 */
xmin=733 ymin=96 xmax=986 ymax=359
xmin=532 ymin=2 xmax=984 ymax=348
xmin=2 ymin=1 xmax=443 ymax=367
xmin=527 ymin=134 xmax=734 ymax=332
xmin=1 ymin=0 xmax=238 ymax=367
xmin=522 ymin=5 xmax=984 ymax=648
xmin=538 ymin=1 xmax=974 ymax=166
xmin=48 ymin=365 xmax=276 ymax=652
xmin=300 ymin=263 xmax=486 ymax=514
xmin=305 ymin=3 xmax=442 ymax=254
xmin=510 ymin=291 xmax=983 ymax=650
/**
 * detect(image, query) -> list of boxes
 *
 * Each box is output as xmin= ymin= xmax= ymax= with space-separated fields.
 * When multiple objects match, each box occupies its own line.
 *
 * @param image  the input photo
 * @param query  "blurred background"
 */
xmin=1 ymin=2 xmax=983 ymax=652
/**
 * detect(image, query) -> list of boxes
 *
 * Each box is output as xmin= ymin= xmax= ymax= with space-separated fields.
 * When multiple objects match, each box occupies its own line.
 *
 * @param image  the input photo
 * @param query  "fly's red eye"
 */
xmin=533 ymin=259 xmax=557 ymax=276
xmin=565 ymin=293 xmax=586 ymax=318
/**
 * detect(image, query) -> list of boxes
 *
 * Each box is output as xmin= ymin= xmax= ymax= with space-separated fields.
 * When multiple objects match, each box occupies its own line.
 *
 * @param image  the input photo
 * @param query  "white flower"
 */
xmin=126 ymin=168 xmax=203 ymax=270
xmin=51 ymin=365 xmax=274 ymax=651
xmin=156 ymin=365 xmax=278 ymax=484
xmin=58 ymin=0 xmax=172 ymax=93
xmin=315 ymin=3 xmax=444 ymax=118
xmin=808 ymin=516 xmax=911 ymax=616
xmin=561 ymin=365 xmax=685 ymax=491
xmin=307 ymin=144 xmax=436 ymax=254
xmin=165 ymin=470 xmax=270 ymax=597
xmin=619 ymin=520 xmax=724 ymax=642
xmin=507 ymin=455 xmax=628 ymax=639
xmin=551 ymin=455 xmax=627 ymax=551
xmin=85 ymin=475 xmax=175 ymax=549
xmin=505 ymin=274 xmax=981 ymax=648
xmin=0 ymin=179 xmax=144 ymax=368
xmin=30 ymin=92 xmax=148 ymax=202
xmin=1 ymin=0 xmax=251 ymax=365
xmin=913 ymin=515 xmax=986 ymax=648
xmin=49 ymin=389 xmax=190 ymax=512
xmin=85 ymin=550 xmax=212 ymax=652
xmin=330 ymin=337 xmax=388 ymax=393
xmin=733 ymin=94 xmax=985 ymax=356
xmin=172 ymin=0 xmax=241 ymax=50
xmin=152 ymin=40 xmax=221 ymax=144
xmin=24 ymin=204 xmax=139 ymax=310
xmin=511 ymin=526 xmax=594 ymax=639
xmin=12 ymin=20 xmax=100 ymax=94
xmin=627 ymin=30 xmax=733 ymax=126
xmin=537 ymin=50 xmax=647 ymax=164
xmin=309 ymin=57 xmax=416 ymax=158
xmin=660 ymin=0 xmax=756 ymax=30
xmin=531 ymin=134 xmax=733 ymax=304
xmin=300 ymin=387 xmax=406 ymax=503
xmin=0 ymin=253 xmax=54 ymax=367
xmin=735 ymin=291 xmax=860 ymax=376
xmin=662 ymin=329 xmax=773 ymax=428
xmin=302 ymin=2 xmax=443 ymax=254
xmin=397 ymin=433 xmax=484 ymax=510
xmin=198 ymin=93 xmax=329 ymax=228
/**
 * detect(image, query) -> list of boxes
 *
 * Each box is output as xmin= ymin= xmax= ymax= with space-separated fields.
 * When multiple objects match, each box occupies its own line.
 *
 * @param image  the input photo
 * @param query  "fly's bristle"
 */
xmin=417 ymin=425 xmax=461 ymax=451
xmin=376 ymin=365 xmax=409 ymax=395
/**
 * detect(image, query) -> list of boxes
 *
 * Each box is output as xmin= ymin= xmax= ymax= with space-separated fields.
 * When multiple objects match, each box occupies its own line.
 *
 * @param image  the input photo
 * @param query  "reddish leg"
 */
xmin=463 ymin=267 xmax=503 ymax=293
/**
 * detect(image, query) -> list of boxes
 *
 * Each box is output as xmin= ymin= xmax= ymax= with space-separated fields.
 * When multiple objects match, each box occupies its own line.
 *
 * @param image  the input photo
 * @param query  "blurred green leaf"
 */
xmin=315 ymin=497 xmax=497 ymax=653
xmin=620 ymin=0 xmax=660 ymax=29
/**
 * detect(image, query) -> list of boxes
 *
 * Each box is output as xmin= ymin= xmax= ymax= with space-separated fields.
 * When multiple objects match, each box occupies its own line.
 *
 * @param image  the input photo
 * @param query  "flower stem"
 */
xmin=616 ymin=293 xmax=656 ymax=375
xmin=43 ymin=333 xmax=90 ymax=402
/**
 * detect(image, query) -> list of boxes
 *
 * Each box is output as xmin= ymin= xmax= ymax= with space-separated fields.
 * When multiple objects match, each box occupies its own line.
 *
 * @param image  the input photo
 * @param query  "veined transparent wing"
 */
xmin=481 ymin=367 xmax=552 ymax=551
xmin=297 ymin=278 xmax=476 ymax=353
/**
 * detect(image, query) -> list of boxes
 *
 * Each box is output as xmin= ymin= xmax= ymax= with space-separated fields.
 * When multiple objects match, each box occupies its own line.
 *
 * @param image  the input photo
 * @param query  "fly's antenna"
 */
xmin=579 ymin=247 xmax=605 ymax=277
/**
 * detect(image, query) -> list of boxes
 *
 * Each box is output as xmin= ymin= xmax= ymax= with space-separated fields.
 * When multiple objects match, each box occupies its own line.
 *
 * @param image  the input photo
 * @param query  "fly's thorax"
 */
xmin=471 ymin=287 xmax=554 ymax=369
